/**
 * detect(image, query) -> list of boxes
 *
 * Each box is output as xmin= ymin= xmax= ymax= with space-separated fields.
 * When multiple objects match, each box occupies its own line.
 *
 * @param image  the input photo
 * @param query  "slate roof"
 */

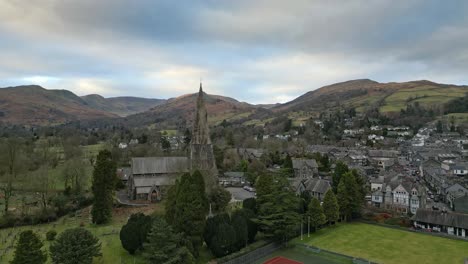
xmin=131 ymin=157 xmax=189 ymax=175
xmin=368 ymin=150 xmax=399 ymax=158
xmin=413 ymin=209 xmax=468 ymax=229
xmin=133 ymin=175 xmax=176 ymax=190
xmin=292 ymin=158 xmax=318 ymax=169
xmin=303 ymin=178 xmax=331 ymax=194
xmin=454 ymin=195 xmax=468 ymax=214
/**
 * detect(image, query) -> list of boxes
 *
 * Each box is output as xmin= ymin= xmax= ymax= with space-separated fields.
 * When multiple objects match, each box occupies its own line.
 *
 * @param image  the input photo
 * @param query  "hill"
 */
xmin=0 ymin=85 xmax=117 ymax=126
xmin=124 ymin=91 xmax=259 ymax=128
xmin=81 ymin=94 xmax=166 ymax=117
xmin=277 ymin=79 xmax=468 ymax=114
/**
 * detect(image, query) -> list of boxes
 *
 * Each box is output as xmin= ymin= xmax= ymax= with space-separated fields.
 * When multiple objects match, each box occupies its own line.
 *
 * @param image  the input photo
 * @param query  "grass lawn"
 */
xmin=0 ymin=203 xmax=213 ymax=264
xmin=295 ymin=223 xmax=468 ymax=264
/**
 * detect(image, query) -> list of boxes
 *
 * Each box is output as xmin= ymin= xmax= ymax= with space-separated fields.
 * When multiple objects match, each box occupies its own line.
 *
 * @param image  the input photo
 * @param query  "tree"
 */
xmin=0 ymin=138 xmax=25 ymax=214
xmin=237 ymin=208 xmax=258 ymax=243
xmin=231 ymin=210 xmax=248 ymax=249
xmin=255 ymin=174 xmax=274 ymax=197
xmin=166 ymin=171 xmax=208 ymax=257
xmin=210 ymin=223 xmax=237 ymax=257
xmin=203 ymin=213 xmax=230 ymax=248
xmin=322 ymin=190 xmax=339 ymax=225
xmin=143 ymin=216 xmax=194 ymax=264
xmin=242 ymin=198 xmax=257 ymax=213
xmin=307 ymin=197 xmax=326 ymax=232
xmin=332 ymin=161 xmax=349 ymax=193
xmin=91 ymin=150 xmax=117 ymax=224
xmin=436 ymin=120 xmax=443 ymax=133
xmin=50 ymin=228 xmax=101 ymax=264
xmin=208 ymin=187 xmax=231 ymax=213
xmin=256 ymin=177 xmax=301 ymax=242
xmin=33 ymin=139 xmax=59 ymax=211
xmin=337 ymin=172 xmax=359 ymax=221
xmin=10 ymin=230 xmax=47 ymax=264
xmin=160 ymin=136 xmax=171 ymax=152
xmin=120 ymin=213 xmax=152 ymax=254
xmin=226 ymin=131 xmax=235 ymax=147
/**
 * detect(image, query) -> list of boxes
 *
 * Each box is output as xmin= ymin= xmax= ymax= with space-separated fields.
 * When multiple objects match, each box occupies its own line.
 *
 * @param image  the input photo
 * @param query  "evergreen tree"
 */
xmin=322 ymin=190 xmax=339 ymax=225
xmin=209 ymin=223 xmax=237 ymax=258
xmin=332 ymin=161 xmax=349 ymax=193
xmin=256 ymin=177 xmax=301 ymax=242
xmin=166 ymin=171 xmax=208 ymax=257
xmin=120 ymin=213 xmax=152 ymax=254
xmin=255 ymin=174 xmax=274 ymax=197
xmin=50 ymin=228 xmax=101 ymax=264
xmin=208 ymin=186 xmax=231 ymax=213
xmin=203 ymin=213 xmax=230 ymax=248
xmin=143 ymin=216 xmax=194 ymax=264
xmin=91 ymin=150 xmax=116 ymax=224
xmin=237 ymin=208 xmax=258 ymax=243
xmin=337 ymin=172 xmax=359 ymax=221
xmin=242 ymin=198 xmax=257 ymax=214
xmin=10 ymin=230 xmax=47 ymax=264
xmin=307 ymin=197 xmax=326 ymax=232
xmin=231 ymin=210 xmax=248 ymax=249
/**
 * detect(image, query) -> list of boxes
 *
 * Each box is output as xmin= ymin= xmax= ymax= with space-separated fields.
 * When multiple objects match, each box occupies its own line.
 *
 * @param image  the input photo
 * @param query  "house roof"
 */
xmin=413 ymin=209 xmax=468 ymax=229
xmin=368 ymin=150 xmax=399 ymax=158
xmin=292 ymin=158 xmax=318 ymax=169
xmin=454 ymin=195 xmax=468 ymax=214
xmin=131 ymin=157 xmax=188 ymax=175
xmin=303 ymin=178 xmax=331 ymax=194
xmin=224 ymin=171 xmax=245 ymax=178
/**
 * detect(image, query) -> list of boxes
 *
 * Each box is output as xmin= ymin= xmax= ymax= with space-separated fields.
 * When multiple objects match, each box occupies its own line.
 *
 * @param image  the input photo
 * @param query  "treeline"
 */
xmin=445 ymin=93 xmax=468 ymax=114
xmin=0 ymin=137 xmax=94 ymax=228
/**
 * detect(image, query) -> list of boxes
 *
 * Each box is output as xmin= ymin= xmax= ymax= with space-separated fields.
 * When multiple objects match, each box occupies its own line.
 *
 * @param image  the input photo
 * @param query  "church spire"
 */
xmin=192 ymin=82 xmax=211 ymax=145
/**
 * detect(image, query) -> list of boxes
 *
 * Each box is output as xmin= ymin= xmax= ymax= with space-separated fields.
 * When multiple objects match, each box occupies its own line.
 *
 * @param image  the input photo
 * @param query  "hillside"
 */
xmin=274 ymin=79 xmax=468 ymax=117
xmin=0 ymin=85 xmax=117 ymax=126
xmin=81 ymin=94 xmax=166 ymax=117
xmin=125 ymin=92 xmax=259 ymax=128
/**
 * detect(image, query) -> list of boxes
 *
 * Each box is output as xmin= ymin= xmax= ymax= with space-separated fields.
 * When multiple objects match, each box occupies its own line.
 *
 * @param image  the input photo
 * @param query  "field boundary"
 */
xmin=219 ymin=242 xmax=283 ymax=264
xmin=358 ymin=220 xmax=468 ymax=242
xmin=295 ymin=244 xmax=378 ymax=264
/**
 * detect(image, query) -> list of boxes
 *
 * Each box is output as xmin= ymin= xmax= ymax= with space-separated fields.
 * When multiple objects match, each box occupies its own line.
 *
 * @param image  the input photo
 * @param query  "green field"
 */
xmin=295 ymin=223 xmax=468 ymax=264
xmin=0 ymin=204 xmax=212 ymax=264
xmin=380 ymin=86 xmax=467 ymax=113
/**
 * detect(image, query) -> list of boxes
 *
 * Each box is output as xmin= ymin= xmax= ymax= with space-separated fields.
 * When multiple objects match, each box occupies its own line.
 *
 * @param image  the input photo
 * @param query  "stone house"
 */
xmin=412 ymin=209 xmax=468 ymax=238
xmin=292 ymin=158 xmax=319 ymax=179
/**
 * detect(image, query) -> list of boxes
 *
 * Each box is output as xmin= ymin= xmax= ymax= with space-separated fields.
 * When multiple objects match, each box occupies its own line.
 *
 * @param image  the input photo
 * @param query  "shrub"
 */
xmin=46 ymin=230 xmax=57 ymax=241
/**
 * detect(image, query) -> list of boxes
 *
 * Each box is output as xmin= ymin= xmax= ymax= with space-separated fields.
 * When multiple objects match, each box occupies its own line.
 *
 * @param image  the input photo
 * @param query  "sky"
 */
xmin=1 ymin=0 xmax=468 ymax=104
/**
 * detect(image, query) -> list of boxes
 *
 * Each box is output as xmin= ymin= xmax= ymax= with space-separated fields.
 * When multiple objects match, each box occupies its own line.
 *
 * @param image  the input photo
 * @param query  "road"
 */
xmin=226 ymin=187 xmax=255 ymax=201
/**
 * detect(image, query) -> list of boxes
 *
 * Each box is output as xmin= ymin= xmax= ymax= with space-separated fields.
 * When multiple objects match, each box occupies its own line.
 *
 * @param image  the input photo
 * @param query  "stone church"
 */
xmin=128 ymin=83 xmax=218 ymax=201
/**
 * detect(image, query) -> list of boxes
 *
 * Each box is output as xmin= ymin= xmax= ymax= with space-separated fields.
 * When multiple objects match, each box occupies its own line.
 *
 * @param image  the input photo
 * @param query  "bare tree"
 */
xmin=0 ymin=138 xmax=25 ymax=214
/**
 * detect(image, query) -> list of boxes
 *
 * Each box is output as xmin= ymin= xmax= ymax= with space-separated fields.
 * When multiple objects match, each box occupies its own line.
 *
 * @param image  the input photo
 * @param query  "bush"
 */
xmin=46 ymin=230 xmax=57 ymax=241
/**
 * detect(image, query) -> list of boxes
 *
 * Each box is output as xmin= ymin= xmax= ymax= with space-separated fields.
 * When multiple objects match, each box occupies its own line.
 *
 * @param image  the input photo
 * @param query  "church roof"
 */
xmin=131 ymin=157 xmax=188 ymax=175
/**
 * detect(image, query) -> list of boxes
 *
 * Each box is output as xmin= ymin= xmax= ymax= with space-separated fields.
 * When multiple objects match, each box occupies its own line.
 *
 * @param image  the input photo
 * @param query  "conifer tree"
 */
xmin=166 ymin=171 xmax=208 ymax=257
xmin=50 ymin=228 xmax=101 ymax=264
xmin=307 ymin=197 xmax=326 ymax=231
xmin=143 ymin=216 xmax=194 ymax=264
xmin=10 ymin=230 xmax=47 ymax=264
xmin=337 ymin=172 xmax=359 ymax=221
xmin=91 ymin=150 xmax=116 ymax=224
xmin=322 ymin=189 xmax=339 ymax=225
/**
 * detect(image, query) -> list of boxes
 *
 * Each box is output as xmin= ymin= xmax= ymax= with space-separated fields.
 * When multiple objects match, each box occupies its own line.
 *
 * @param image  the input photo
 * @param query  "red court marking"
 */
xmin=263 ymin=256 xmax=303 ymax=264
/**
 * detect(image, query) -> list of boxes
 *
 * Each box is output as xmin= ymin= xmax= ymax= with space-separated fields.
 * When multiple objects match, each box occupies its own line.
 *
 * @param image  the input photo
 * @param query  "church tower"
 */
xmin=190 ymin=82 xmax=218 ymax=193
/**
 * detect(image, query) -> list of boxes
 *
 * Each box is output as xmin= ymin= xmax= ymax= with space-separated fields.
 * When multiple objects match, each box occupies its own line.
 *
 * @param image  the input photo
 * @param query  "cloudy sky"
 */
xmin=1 ymin=1 xmax=468 ymax=104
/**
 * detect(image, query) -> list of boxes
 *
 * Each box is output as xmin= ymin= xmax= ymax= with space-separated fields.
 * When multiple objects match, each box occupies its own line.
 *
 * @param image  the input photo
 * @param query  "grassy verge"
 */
xmin=294 ymin=222 xmax=468 ymax=264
